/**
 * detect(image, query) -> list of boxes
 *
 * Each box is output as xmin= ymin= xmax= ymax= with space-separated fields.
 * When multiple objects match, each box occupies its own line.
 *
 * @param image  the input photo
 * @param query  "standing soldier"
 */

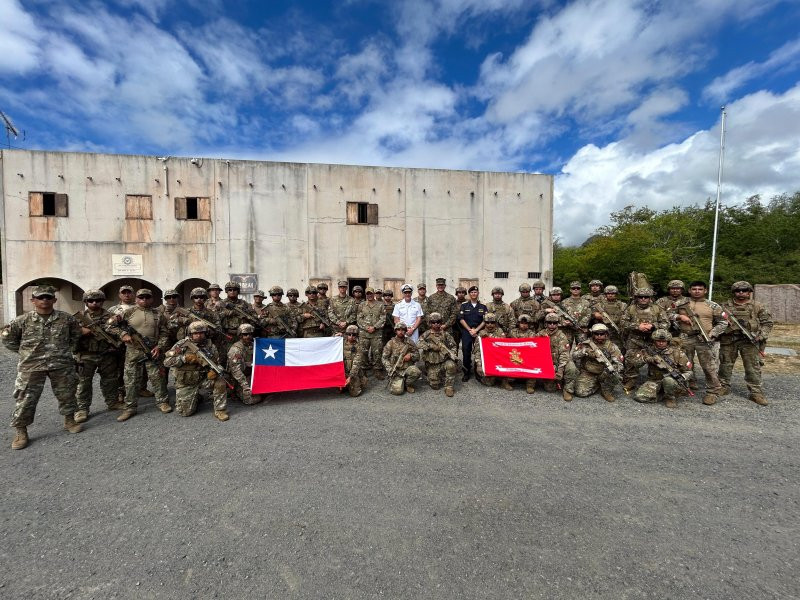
xmin=620 ymin=287 xmax=668 ymax=391
xmin=252 ymin=290 xmax=267 ymax=319
xmin=159 ymin=288 xmax=192 ymax=355
xmin=107 ymin=289 xmax=171 ymax=421
xmin=108 ymin=284 xmax=136 ymax=404
xmin=428 ymin=278 xmax=458 ymax=345
xmin=352 ymin=285 xmax=365 ymax=307
xmin=510 ymin=283 xmax=541 ymax=325
xmin=562 ymin=324 xmax=623 ymax=403
xmin=205 ymin=283 xmax=224 ymax=311
xmin=328 ymin=280 xmax=356 ymax=336
xmin=263 ymin=286 xmax=296 ymax=338
xmin=356 ymin=287 xmax=386 ymax=378
xmin=671 ymin=280 xmax=729 ymax=405
xmin=417 ymin=312 xmax=458 ymax=397
xmin=2 ymin=285 xmax=83 ymax=450
xmin=227 ymin=324 xmax=266 ymax=405
xmin=393 ymin=284 xmax=424 ymax=343
xmin=216 ymin=281 xmax=261 ymax=362
xmin=594 ymin=285 xmax=626 ymax=349
xmin=473 ymin=313 xmax=512 ymax=390
xmin=509 ymin=314 xmax=539 ymax=394
xmin=453 ymin=286 xmax=468 ymax=353
xmin=531 ymin=279 xmax=547 ymax=304
xmin=381 ymin=289 xmax=397 ymax=346
xmin=382 ymin=322 xmax=422 ymax=395
xmin=300 ymin=286 xmax=328 ymax=337
xmin=628 ymin=329 xmax=693 ymax=408
xmin=487 ymin=286 xmax=514 ymax=334
xmin=186 ymin=288 xmax=226 ymax=359
xmin=73 ymin=289 xmax=124 ymax=423
xmin=341 ymin=325 xmax=367 ymax=397
xmin=414 ymin=283 xmax=432 ymax=335
xmin=316 ymin=282 xmax=331 ymax=311
xmin=163 ymin=322 xmax=229 ymax=421
xmin=285 ymin=288 xmax=303 ymax=337
xmin=538 ymin=313 xmax=572 ymax=393
xmin=656 ymin=280 xmax=685 ymax=315
xmin=560 ymin=282 xmax=592 ymax=343
xmin=458 ymin=285 xmax=487 ymax=382
xmin=718 ymin=281 xmax=773 ymax=405
xmin=582 ymin=279 xmax=605 ymax=307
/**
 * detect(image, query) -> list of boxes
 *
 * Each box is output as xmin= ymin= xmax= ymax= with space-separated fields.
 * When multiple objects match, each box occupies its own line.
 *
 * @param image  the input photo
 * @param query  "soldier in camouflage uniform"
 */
xmin=620 ymin=287 xmax=669 ymax=391
xmin=226 ymin=324 xmax=267 ymax=405
xmin=510 ymin=283 xmax=541 ymax=326
xmin=328 ymin=281 xmax=356 ymax=336
xmin=562 ymin=324 xmax=623 ymax=403
xmin=538 ymin=313 xmax=572 ymax=393
xmin=560 ymin=282 xmax=592 ymax=343
xmin=414 ymin=283 xmax=432 ymax=335
xmin=593 ymin=285 xmax=625 ymax=350
xmin=670 ymin=281 xmax=729 ymax=405
xmin=531 ymin=280 xmax=547 ymax=304
xmin=2 ymin=285 xmax=84 ymax=450
xmin=252 ymin=290 xmax=267 ymax=319
xmin=342 ymin=325 xmax=367 ymax=397
xmin=108 ymin=284 xmax=136 ymax=403
xmin=656 ymin=280 xmax=685 ymax=317
xmin=73 ymin=289 xmax=124 ymax=423
xmin=382 ymin=322 xmax=421 ymax=395
xmin=107 ymin=289 xmax=172 ymax=421
xmin=352 ymin=285 xmax=365 ymax=307
xmin=186 ymin=287 xmax=225 ymax=352
xmin=300 ymin=286 xmax=328 ymax=338
xmin=381 ymin=289 xmax=397 ymax=346
xmin=718 ymin=281 xmax=773 ymax=405
xmin=205 ymin=283 xmax=224 ymax=311
xmin=263 ymin=286 xmax=296 ymax=338
xmin=215 ymin=281 xmax=261 ymax=363
xmin=473 ymin=313 xmax=512 ymax=390
xmin=627 ymin=329 xmax=693 ymax=408
xmin=508 ymin=314 xmax=538 ymax=394
xmin=582 ymin=279 xmax=605 ymax=308
xmin=285 ymin=288 xmax=303 ymax=337
xmin=159 ymin=288 xmax=193 ymax=369
xmin=163 ymin=321 xmax=229 ymax=420
xmin=315 ymin=283 xmax=332 ymax=335
xmin=427 ymin=278 xmax=458 ymax=346
xmin=356 ymin=287 xmax=386 ymax=378
xmin=452 ymin=286 xmax=468 ymax=353
xmin=487 ymin=286 xmax=514 ymax=334
xmin=539 ymin=287 xmax=588 ymax=343
xmin=417 ymin=312 xmax=459 ymax=397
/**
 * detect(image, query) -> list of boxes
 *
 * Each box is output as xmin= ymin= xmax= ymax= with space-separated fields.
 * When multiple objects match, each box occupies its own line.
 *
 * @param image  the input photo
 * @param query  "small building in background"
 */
xmin=0 ymin=149 xmax=553 ymax=320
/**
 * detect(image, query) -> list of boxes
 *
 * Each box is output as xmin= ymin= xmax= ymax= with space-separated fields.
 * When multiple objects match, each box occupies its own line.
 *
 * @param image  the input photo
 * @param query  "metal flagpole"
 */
xmin=708 ymin=106 xmax=726 ymax=300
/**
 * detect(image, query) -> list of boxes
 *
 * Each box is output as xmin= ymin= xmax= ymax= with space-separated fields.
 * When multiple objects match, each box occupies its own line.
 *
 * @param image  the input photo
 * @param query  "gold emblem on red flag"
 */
xmin=509 ymin=349 xmax=523 ymax=365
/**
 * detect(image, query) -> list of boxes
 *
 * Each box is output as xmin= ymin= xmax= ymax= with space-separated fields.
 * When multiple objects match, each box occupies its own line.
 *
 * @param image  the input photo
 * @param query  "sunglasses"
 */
xmin=346 ymin=333 xmax=357 ymax=337
xmin=120 ymin=290 xmax=134 ymax=294
xmin=192 ymin=296 xmax=207 ymax=300
xmin=164 ymin=295 xmax=179 ymax=299
xmin=137 ymin=295 xmax=152 ymax=299
xmin=429 ymin=321 xmax=442 ymax=325
xmin=86 ymin=299 xmax=103 ymax=304
xmin=288 ymin=294 xmax=298 ymax=297
xmin=35 ymin=295 xmax=55 ymax=300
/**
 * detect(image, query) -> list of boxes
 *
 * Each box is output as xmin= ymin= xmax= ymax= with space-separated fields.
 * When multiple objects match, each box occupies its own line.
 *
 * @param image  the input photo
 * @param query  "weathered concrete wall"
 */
xmin=755 ymin=284 xmax=800 ymax=323
xmin=0 ymin=150 xmax=554 ymax=320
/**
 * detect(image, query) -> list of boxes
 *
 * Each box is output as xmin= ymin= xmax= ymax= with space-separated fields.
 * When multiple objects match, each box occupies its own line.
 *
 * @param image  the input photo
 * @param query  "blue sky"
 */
xmin=2 ymin=0 xmax=799 ymax=244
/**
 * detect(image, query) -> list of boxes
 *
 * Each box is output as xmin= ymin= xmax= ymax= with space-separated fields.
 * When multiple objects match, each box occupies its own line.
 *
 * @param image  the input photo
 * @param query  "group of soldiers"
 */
xmin=1 ymin=275 xmax=772 ymax=450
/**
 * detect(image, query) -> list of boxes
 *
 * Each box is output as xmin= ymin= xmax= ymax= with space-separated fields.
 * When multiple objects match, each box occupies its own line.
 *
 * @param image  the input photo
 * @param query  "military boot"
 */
xmin=139 ymin=388 xmax=155 ymax=397
xmin=622 ymin=380 xmax=636 ymax=393
xmin=601 ymin=390 xmax=616 ymax=403
xmin=117 ymin=409 xmax=136 ymax=422
xmin=500 ymin=379 xmax=514 ymax=391
xmin=406 ymin=384 xmax=416 ymax=393
xmin=526 ymin=380 xmax=536 ymax=394
xmin=107 ymin=400 xmax=126 ymax=410
xmin=703 ymin=394 xmax=717 ymax=406
xmin=719 ymin=386 xmax=731 ymax=396
xmin=63 ymin=415 xmax=83 ymax=434
xmin=749 ymin=393 xmax=768 ymax=406
xmin=74 ymin=410 xmax=88 ymax=424
xmin=664 ymin=397 xmax=677 ymax=408
xmin=562 ymin=389 xmax=573 ymax=402
xmin=157 ymin=402 xmax=173 ymax=414
xmin=11 ymin=427 xmax=28 ymax=450
xmin=214 ymin=410 xmax=230 ymax=421
xmin=445 ymin=386 xmax=454 ymax=397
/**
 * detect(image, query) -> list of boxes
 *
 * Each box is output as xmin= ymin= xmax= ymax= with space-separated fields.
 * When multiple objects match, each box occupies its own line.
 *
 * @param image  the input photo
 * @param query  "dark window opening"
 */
xmin=494 ymin=272 xmax=509 ymax=279
xmin=347 ymin=201 xmax=378 ymax=225
xmin=186 ymin=197 xmax=199 ymax=220
xmin=348 ymin=278 xmax=368 ymax=295
xmin=528 ymin=272 xmax=541 ymax=279
xmin=43 ymin=193 xmax=56 ymax=216
xmin=357 ymin=202 xmax=368 ymax=224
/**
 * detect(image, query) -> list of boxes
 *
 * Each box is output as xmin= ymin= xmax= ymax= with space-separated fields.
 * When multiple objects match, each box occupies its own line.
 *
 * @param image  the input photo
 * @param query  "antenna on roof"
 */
xmin=0 ymin=110 xmax=24 ymax=148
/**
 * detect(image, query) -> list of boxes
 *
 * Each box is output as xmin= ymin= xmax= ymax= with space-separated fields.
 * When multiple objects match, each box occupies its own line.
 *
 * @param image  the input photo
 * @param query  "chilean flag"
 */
xmin=479 ymin=337 xmax=555 ymax=379
xmin=251 ymin=337 xmax=346 ymax=394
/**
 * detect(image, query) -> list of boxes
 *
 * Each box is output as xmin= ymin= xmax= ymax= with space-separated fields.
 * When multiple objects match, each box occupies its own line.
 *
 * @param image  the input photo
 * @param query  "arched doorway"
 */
xmin=100 ymin=278 xmax=164 ymax=309
xmin=15 ymin=278 xmax=85 ymax=317
xmin=176 ymin=278 xmax=210 ymax=308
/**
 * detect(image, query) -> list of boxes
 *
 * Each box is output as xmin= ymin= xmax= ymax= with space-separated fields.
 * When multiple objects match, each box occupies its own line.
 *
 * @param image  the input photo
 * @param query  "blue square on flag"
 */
xmin=251 ymin=337 xmax=345 ymax=394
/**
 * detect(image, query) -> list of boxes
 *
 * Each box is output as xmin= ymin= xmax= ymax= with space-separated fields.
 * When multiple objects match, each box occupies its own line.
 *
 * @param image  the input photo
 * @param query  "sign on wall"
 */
xmin=112 ymin=254 xmax=144 ymax=276
xmin=230 ymin=273 xmax=259 ymax=294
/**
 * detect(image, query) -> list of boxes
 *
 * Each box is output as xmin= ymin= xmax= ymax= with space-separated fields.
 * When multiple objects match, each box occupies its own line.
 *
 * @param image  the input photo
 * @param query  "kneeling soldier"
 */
xmin=474 ymin=313 xmax=512 ymax=390
xmin=417 ymin=312 xmax=458 ymax=397
xmin=227 ymin=324 xmax=267 ymax=405
xmin=342 ymin=325 xmax=367 ymax=397
xmin=509 ymin=314 xmax=538 ymax=394
xmin=163 ymin=322 xmax=229 ymax=421
xmin=382 ymin=322 xmax=421 ymax=395
xmin=538 ymin=313 xmax=572 ymax=393
xmin=562 ymin=323 xmax=623 ymax=402
xmin=629 ymin=329 xmax=693 ymax=408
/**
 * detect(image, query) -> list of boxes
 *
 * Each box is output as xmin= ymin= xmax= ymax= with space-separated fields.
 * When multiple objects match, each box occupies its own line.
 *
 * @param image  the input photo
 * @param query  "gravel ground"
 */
xmin=0 ymin=346 xmax=798 ymax=600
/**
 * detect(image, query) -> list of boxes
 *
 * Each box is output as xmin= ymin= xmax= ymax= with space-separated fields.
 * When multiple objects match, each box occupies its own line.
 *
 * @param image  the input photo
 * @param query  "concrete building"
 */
xmin=0 ymin=150 xmax=553 ymax=320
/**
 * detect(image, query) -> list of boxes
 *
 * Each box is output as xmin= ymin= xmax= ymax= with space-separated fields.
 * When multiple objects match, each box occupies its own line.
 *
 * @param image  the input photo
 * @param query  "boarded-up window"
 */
xmin=125 ymin=195 xmax=153 ymax=219
xmin=459 ymin=278 xmax=479 ymax=292
xmin=383 ymin=279 xmax=404 ymax=299
xmin=29 ymin=192 xmax=68 ymax=217
xmin=346 ymin=202 xmax=378 ymax=225
xmin=175 ymin=197 xmax=211 ymax=221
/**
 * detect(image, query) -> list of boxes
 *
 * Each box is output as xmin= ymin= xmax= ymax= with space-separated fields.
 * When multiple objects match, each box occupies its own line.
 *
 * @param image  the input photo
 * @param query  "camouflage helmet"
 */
xmin=604 ymin=285 xmax=618 ymax=294
xmin=253 ymin=290 xmax=266 ymax=298
xmin=455 ymin=286 xmax=467 ymax=294
xmin=394 ymin=322 xmax=408 ymax=330
xmin=269 ymin=286 xmax=284 ymax=295
xmin=651 ymin=329 xmax=672 ymax=342
xmin=352 ymin=285 xmax=364 ymax=293
xmin=305 ymin=285 xmax=318 ymax=294
xmin=238 ymin=323 xmax=255 ymax=335
xmin=491 ymin=286 xmax=504 ymax=295
xmin=345 ymin=324 xmax=359 ymax=335
xmin=532 ymin=279 xmax=546 ymax=289
xmin=518 ymin=283 xmax=531 ymax=292
xmin=208 ymin=283 xmax=222 ymax=291
xmin=517 ymin=314 xmax=532 ymax=323
xmin=570 ymin=281 xmax=582 ymax=289
xmin=635 ymin=287 xmax=654 ymax=297
xmin=667 ymin=280 xmax=685 ymax=289
xmin=590 ymin=323 xmax=609 ymax=334
xmin=190 ymin=287 xmax=207 ymax=298
xmin=731 ymin=281 xmax=753 ymax=292
xmin=544 ymin=313 xmax=560 ymax=323
xmin=163 ymin=289 xmax=179 ymax=298
xmin=287 ymin=288 xmax=299 ymax=296
xmin=224 ymin=281 xmax=240 ymax=291
xmin=187 ymin=321 xmax=208 ymax=334
xmin=549 ymin=287 xmax=563 ymax=296
xmin=417 ymin=283 xmax=426 ymax=290
xmin=316 ymin=282 xmax=328 ymax=291
xmin=428 ymin=312 xmax=443 ymax=322
xmin=484 ymin=313 xmax=497 ymax=323
xmin=82 ymin=289 xmax=106 ymax=302
xmin=589 ymin=279 xmax=603 ymax=287
xmin=365 ymin=287 xmax=375 ymax=294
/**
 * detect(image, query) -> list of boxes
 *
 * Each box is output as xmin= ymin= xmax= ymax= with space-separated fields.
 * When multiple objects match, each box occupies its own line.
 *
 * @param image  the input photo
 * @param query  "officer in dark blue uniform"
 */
xmin=458 ymin=286 xmax=487 ymax=381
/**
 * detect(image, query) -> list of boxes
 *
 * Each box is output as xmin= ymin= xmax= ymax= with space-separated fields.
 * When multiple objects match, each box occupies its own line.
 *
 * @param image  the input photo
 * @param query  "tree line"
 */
xmin=553 ymin=191 xmax=800 ymax=299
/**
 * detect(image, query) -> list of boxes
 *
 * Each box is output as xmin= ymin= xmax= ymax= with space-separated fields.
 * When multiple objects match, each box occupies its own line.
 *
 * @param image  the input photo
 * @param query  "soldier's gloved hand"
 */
xmin=207 ymin=371 xmax=218 ymax=380
xmin=184 ymin=353 xmax=199 ymax=364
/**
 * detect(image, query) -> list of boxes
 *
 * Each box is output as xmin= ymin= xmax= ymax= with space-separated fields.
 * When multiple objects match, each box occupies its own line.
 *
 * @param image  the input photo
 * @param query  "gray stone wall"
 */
xmin=755 ymin=284 xmax=800 ymax=324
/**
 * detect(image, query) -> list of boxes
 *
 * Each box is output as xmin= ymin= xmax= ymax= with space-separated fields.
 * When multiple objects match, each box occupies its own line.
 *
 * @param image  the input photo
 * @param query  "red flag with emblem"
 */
xmin=479 ymin=336 xmax=555 ymax=379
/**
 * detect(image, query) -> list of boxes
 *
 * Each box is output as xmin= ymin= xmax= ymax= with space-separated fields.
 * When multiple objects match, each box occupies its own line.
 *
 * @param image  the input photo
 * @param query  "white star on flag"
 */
xmin=263 ymin=345 xmax=278 ymax=359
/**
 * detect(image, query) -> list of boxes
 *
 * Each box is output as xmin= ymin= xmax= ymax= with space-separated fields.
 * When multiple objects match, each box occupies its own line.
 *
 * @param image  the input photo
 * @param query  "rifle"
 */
xmin=586 ymin=339 xmax=628 ymax=394
xmin=597 ymin=308 xmax=621 ymax=335
xmin=189 ymin=310 xmax=233 ymax=340
xmin=224 ymin=302 xmax=259 ymax=326
xmin=181 ymin=339 xmax=235 ymax=389
xmin=77 ymin=312 xmax=122 ymax=349
xmin=553 ymin=304 xmax=582 ymax=330
xmin=642 ymin=345 xmax=694 ymax=396
xmin=308 ymin=303 xmax=336 ymax=330
xmin=429 ymin=335 xmax=469 ymax=375
xmin=681 ymin=304 xmax=711 ymax=343
xmin=270 ymin=310 xmax=296 ymax=338
xmin=117 ymin=321 xmax=159 ymax=364
xmin=385 ymin=346 xmax=408 ymax=388
xmin=726 ymin=312 xmax=766 ymax=357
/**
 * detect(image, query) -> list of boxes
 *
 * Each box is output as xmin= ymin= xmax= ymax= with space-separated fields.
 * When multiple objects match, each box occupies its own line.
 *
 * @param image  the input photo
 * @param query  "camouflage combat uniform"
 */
xmin=473 ymin=325 xmax=509 ymax=388
xmin=417 ymin=329 xmax=458 ymax=393
xmin=594 ymin=297 xmax=626 ymax=349
xmin=559 ymin=296 xmax=592 ymax=344
xmin=427 ymin=290 xmax=459 ymax=340
xmin=487 ymin=300 xmax=514 ymax=335
xmin=216 ymin=299 xmax=260 ymax=360
xmin=510 ymin=296 xmax=541 ymax=327
xmin=328 ymin=295 xmax=356 ymax=336
xmin=718 ymin=296 xmax=773 ymax=400
xmin=539 ymin=327 xmax=572 ymax=393
xmin=620 ymin=303 xmax=668 ymax=387
xmin=356 ymin=298 xmax=386 ymax=376
xmin=300 ymin=299 xmax=327 ymax=338
xmin=342 ymin=337 xmax=366 ymax=397
xmin=74 ymin=307 xmax=122 ymax=412
xmin=628 ymin=342 xmax=692 ymax=404
xmin=227 ymin=339 xmax=266 ymax=405
xmin=382 ymin=336 xmax=421 ymax=396
xmin=163 ymin=338 xmax=227 ymax=416
xmin=563 ymin=338 xmax=623 ymax=399
xmin=263 ymin=301 xmax=296 ymax=339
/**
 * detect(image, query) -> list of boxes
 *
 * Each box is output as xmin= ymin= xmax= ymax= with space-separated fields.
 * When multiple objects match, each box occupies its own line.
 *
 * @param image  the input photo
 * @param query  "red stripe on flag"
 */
xmin=480 ymin=336 xmax=556 ymax=379
xmin=251 ymin=362 xmax=346 ymax=394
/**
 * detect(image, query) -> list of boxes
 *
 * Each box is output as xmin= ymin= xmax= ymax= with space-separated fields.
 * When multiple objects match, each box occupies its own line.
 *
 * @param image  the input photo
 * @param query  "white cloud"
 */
xmin=0 ymin=0 xmax=42 ymax=74
xmin=555 ymin=84 xmax=800 ymax=245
